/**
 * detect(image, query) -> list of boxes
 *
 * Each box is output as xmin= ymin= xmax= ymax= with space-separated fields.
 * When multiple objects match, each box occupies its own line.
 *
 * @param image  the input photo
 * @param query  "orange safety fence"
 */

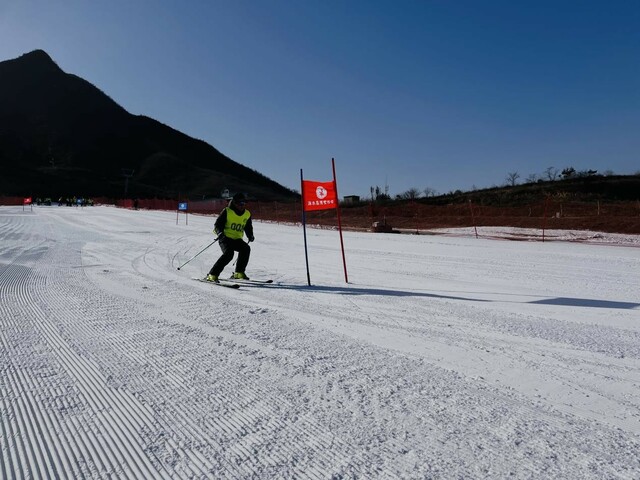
xmin=2 ymin=196 xmax=639 ymax=235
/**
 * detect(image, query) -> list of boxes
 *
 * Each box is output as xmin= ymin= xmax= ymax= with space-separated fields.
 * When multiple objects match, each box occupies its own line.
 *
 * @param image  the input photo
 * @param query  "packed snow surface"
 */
xmin=1 ymin=205 xmax=639 ymax=479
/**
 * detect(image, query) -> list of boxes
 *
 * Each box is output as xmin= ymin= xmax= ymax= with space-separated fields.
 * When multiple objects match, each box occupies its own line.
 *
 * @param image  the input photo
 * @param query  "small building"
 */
xmin=343 ymin=195 xmax=360 ymax=204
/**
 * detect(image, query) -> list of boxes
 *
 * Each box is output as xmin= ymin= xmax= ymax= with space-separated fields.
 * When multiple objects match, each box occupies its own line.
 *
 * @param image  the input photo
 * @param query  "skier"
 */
xmin=206 ymin=192 xmax=254 ymax=282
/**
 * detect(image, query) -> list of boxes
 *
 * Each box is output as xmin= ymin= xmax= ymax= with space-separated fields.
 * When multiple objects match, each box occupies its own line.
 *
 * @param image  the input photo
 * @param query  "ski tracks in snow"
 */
xmin=215 ymin=282 xmax=640 ymax=478
xmin=1 ymin=209 xmax=384 ymax=478
xmin=2 ymin=206 xmax=640 ymax=479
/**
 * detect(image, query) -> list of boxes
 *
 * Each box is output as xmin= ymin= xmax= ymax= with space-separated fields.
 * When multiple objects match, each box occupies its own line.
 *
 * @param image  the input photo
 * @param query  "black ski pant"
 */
xmin=209 ymin=237 xmax=250 ymax=276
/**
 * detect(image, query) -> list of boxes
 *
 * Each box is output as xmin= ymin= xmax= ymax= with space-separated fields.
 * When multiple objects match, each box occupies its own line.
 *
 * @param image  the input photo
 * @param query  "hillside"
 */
xmin=423 ymin=174 xmax=640 ymax=206
xmin=0 ymin=50 xmax=297 ymax=200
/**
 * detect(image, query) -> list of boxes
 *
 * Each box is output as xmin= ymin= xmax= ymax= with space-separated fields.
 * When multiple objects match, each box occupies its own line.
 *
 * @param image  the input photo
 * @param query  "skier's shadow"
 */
xmin=254 ymin=282 xmax=489 ymax=302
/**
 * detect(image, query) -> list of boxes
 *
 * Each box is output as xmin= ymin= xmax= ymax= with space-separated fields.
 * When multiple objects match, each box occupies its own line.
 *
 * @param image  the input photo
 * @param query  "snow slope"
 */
xmin=1 ymin=205 xmax=639 ymax=479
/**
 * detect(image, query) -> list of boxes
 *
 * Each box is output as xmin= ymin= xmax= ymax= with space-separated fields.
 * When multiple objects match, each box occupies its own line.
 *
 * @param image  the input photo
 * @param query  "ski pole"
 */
xmin=177 ymin=237 xmax=220 ymax=270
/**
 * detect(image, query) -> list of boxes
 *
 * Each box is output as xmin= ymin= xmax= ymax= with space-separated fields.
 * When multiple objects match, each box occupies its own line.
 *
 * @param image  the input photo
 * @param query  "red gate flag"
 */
xmin=23 ymin=197 xmax=32 ymax=205
xmin=300 ymin=158 xmax=348 ymax=284
xmin=302 ymin=180 xmax=337 ymax=211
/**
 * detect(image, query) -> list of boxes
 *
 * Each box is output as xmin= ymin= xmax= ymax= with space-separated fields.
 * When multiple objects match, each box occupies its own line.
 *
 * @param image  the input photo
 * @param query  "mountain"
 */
xmin=0 ymin=50 xmax=297 ymax=200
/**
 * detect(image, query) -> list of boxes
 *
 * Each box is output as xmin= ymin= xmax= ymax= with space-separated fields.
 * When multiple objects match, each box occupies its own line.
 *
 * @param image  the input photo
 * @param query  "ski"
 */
xmin=229 ymin=277 xmax=274 ymax=285
xmin=193 ymin=278 xmax=241 ymax=289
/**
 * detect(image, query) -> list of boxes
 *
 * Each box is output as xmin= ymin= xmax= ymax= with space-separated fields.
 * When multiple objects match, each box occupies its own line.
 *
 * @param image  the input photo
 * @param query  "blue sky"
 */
xmin=1 ymin=1 xmax=638 ymax=198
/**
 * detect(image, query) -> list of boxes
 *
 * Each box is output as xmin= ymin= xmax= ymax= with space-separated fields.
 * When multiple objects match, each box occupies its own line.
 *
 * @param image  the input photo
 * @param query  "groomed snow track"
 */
xmin=1 ymin=205 xmax=639 ymax=479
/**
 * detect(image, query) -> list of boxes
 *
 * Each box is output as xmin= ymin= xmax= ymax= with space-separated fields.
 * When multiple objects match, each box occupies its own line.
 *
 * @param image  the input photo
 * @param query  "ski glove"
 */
xmin=248 ymin=235 xmax=255 ymax=243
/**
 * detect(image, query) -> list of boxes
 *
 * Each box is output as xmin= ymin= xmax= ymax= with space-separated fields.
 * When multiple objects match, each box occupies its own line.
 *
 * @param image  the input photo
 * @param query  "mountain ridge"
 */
xmin=0 ymin=50 xmax=297 ymax=200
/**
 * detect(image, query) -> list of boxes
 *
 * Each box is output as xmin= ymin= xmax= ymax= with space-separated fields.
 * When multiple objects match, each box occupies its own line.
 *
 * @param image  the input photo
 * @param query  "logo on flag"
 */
xmin=303 ymin=180 xmax=337 ymax=211
xmin=316 ymin=186 xmax=328 ymax=199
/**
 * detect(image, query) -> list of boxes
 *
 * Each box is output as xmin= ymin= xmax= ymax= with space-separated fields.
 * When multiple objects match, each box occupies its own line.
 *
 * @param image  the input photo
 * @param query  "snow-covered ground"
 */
xmin=1 ymin=204 xmax=639 ymax=479
xmin=431 ymin=226 xmax=640 ymax=246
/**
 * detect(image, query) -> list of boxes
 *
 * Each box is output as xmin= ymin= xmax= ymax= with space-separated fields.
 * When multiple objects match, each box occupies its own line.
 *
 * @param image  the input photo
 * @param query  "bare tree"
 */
xmin=561 ymin=167 xmax=576 ymax=179
xmin=423 ymin=187 xmax=438 ymax=197
xmin=544 ymin=167 xmax=559 ymax=181
xmin=396 ymin=188 xmax=422 ymax=200
xmin=525 ymin=173 xmax=538 ymax=184
xmin=505 ymin=171 xmax=520 ymax=186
